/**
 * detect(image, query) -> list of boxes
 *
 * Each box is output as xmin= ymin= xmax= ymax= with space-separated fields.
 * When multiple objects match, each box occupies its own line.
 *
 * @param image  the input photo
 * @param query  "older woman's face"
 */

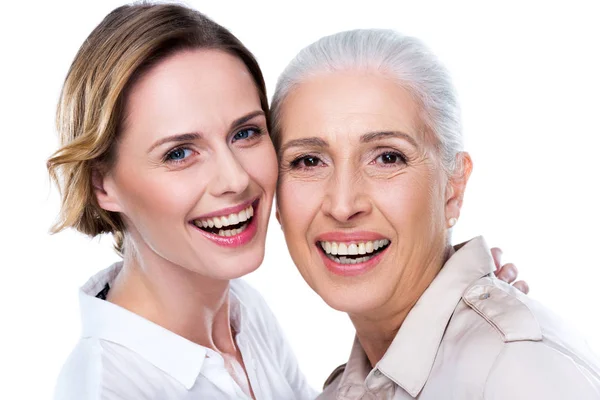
xmin=95 ymin=49 xmax=278 ymax=280
xmin=276 ymin=70 xmax=464 ymax=314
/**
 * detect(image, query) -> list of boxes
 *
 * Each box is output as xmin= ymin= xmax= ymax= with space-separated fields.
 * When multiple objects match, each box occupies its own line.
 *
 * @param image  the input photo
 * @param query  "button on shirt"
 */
xmin=319 ymin=237 xmax=600 ymax=399
xmin=54 ymin=263 xmax=318 ymax=400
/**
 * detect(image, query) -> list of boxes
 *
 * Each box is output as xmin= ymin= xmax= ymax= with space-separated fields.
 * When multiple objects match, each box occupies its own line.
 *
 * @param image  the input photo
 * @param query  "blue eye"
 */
xmin=232 ymin=128 xmax=260 ymax=142
xmin=166 ymin=147 xmax=193 ymax=162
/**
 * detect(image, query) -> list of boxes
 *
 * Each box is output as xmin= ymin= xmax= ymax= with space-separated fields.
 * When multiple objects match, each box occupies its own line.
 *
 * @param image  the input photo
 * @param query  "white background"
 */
xmin=1 ymin=0 xmax=599 ymax=398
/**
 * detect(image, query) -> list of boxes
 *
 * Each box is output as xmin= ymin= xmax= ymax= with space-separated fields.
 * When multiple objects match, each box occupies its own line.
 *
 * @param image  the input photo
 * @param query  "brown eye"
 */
xmin=303 ymin=156 xmax=320 ymax=167
xmin=290 ymin=155 xmax=323 ymax=169
xmin=381 ymin=153 xmax=398 ymax=164
xmin=374 ymin=151 xmax=407 ymax=166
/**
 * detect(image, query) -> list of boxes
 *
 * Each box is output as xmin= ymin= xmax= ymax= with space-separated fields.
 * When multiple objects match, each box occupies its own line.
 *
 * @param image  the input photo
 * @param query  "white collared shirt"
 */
xmin=54 ymin=263 xmax=318 ymax=400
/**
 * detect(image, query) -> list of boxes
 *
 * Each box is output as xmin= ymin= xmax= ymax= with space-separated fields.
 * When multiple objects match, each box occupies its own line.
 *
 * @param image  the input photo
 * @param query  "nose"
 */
xmin=321 ymin=167 xmax=371 ymax=223
xmin=208 ymin=146 xmax=251 ymax=197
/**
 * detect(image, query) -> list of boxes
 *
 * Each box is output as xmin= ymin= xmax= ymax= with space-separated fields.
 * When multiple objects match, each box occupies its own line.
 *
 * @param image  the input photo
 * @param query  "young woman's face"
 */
xmin=97 ymin=49 xmax=277 ymax=280
xmin=276 ymin=70 xmax=458 ymax=314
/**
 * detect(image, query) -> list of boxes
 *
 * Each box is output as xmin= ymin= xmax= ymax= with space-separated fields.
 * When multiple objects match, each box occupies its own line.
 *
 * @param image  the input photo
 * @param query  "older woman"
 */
xmin=273 ymin=30 xmax=600 ymax=399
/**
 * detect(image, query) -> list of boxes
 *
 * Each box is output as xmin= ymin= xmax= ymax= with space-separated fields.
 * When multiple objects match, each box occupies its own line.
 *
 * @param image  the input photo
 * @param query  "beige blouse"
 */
xmin=319 ymin=236 xmax=600 ymax=399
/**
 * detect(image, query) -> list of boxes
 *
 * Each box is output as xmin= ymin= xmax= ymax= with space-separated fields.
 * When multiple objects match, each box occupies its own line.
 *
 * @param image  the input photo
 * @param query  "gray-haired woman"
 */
xmin=273 ymin=29 xmax=600 ymax=399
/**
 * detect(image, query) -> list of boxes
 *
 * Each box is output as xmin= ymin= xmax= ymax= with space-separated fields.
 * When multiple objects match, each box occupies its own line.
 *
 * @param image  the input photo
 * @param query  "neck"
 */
xmin=350 ymin=243 xmax=453 ymax=367
xmin=107 ymin=241 xmax=237 ymax=354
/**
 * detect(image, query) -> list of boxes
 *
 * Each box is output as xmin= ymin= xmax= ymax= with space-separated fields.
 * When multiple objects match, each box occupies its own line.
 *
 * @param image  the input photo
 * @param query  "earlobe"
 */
xmin=92 ymin=169 xmax=123 ymax=213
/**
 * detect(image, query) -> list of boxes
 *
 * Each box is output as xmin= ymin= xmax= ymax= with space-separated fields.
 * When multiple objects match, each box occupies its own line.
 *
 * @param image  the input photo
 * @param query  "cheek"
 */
xmin=276 ymin=178 xmax=323 ymax=232
xmin=375 ymin=171 xmax=445 ymax=232
xmin=115 ymin=165 xmax=204 ymax=223
xmin=241 ymin=143 xmax=278 ymax=194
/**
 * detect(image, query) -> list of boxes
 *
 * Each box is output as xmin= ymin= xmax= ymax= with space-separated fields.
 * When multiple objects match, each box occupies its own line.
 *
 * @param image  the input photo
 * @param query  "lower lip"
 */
xmin=191 ymin=201 xmax=259 ymax=248
xmin=318 ymin=245 xmax=388 ymax=277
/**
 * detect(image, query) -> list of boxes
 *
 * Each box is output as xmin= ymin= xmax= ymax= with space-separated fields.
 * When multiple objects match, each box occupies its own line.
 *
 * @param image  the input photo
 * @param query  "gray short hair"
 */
xmin=270 ymin=29 xmax=463 ymax=175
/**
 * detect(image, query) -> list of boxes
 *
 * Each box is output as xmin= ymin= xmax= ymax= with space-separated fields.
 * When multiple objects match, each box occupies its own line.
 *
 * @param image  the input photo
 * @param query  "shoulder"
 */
xmin=54 ymin=339 xmax=102 ymax=400
xmin=461 ymin=275 xmax=600 ymax=355
xmin=484 ymin=342 xmax=600 ymax=399
xmin=461 ymin=276 xmax=543 ymax=343
xmin=54 ymin=339 xmax=160 ymax=400
xmin=458 ymin=277 xmax=600 ymax=398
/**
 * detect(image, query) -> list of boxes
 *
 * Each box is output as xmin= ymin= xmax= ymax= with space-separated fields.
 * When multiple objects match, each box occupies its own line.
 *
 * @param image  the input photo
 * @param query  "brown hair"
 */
xmin=47 ymin=2 xmax=269 ymax=254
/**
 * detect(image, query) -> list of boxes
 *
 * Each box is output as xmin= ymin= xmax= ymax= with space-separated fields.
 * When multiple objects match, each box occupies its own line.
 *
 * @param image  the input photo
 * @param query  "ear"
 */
xmin=92 ymin=168 xmax=123 ymax=213
xmin=445 ymin=152 xmax=473 ymax=223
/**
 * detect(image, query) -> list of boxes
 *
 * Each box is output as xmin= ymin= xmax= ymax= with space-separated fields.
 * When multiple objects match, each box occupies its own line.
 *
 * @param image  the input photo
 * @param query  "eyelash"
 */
xmin=231 ymin=127 xmax=264 ymax=143
xmin=289 ymin=154 xmax=325 ymax=170
xmin=371 ymin=151 xmax=408 ymax=167
xmin=163 ymin=146 xmax=195 ymax=165
xmin=162 ymin=127 xmax=265 ymax=165
xmin=288 ymin=150 xmax=408 ymax=170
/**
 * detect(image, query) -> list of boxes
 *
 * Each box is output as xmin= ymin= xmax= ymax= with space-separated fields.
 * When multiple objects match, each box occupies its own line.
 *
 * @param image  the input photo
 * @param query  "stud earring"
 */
xmin=448 ymin=217 xmax=457 ymax=228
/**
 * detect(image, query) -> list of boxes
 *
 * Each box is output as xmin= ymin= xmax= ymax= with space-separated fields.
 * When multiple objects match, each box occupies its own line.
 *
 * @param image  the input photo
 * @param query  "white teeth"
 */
xmin=319 ymin=239 xmax=390 ymax=256
xmin=331 ymin=242 xmax=338 ymax=255
xmin=358 ymin=243 xmax=366 ymax=255
xmin=338 ymin=243 xmax=348 ymax=255
xmin=216 ymin=224 xmax=248 ymax=237
xmin=194 ymin=205 xmax=254 ymax=230
xmin=329 ymin=255 xmax=373 ymax=265
xmin=348 ymin=244 xmax=358 ymax=255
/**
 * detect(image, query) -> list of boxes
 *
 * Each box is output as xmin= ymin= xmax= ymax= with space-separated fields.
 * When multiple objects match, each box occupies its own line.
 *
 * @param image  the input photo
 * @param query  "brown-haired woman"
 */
xmin=48 ymin=3 xmax=316 ymax=399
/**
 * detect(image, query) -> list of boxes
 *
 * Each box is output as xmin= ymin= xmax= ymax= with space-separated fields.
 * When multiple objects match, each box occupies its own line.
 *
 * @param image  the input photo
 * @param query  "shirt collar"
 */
xmin=337 ymin=236 xmax=495 ymax=397
xmin=79 ymin=262 xmax=243 ymax=390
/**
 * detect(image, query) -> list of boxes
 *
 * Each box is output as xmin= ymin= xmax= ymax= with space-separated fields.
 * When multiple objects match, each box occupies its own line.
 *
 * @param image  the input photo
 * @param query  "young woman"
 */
xmin=49 ymin=4 xmax=314 ymax=399
xmin=49 ymin=3 xmax=525 ymax=399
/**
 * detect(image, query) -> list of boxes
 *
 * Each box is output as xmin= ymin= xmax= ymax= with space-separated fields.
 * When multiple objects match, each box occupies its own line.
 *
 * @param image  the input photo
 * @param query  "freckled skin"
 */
xmin=276 ymin=70 xmax=470 ymax=321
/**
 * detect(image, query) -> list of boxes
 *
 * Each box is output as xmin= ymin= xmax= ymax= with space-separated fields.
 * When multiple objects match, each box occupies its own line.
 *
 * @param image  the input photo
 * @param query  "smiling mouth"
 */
xmin=193 ymin=204 xmax=255 ymax=237
xmin=317 ymin=239 xmax=391 ymax=265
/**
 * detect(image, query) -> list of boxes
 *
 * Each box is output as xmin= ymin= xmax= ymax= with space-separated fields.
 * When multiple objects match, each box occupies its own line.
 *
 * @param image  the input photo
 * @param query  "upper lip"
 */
xmin=315 ymin=231 xmax=390 ymax=243
xmin=191 ymin=197 xmax=258 ymax=221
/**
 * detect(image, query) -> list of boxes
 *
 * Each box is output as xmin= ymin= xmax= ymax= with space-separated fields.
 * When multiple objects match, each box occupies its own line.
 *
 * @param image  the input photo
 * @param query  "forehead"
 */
xmin=124 ymin=49 xmax=261 ymax=136
xmin=280 ymin=70 xmax=423 ymax=143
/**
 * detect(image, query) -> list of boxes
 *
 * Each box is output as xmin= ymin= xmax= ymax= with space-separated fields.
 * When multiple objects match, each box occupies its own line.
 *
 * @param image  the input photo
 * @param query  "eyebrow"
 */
xmin=279 ymin=137 xmax=329 ymax=154
xmin=148 ymin=132 xmax=202 ymax=153
xmin=360 ymin=130 xmax=418 ymax=148
xmin=147 ymin=110 xmax=265 ymax=152
xmin=230 ymin=110 xmax=265 ymax=129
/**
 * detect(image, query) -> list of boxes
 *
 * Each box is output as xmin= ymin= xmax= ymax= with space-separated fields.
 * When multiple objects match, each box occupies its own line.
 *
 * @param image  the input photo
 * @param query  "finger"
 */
xmin=496 ymin=263 xmax=517 ymax=283
xmin=491 ymin=247 xmax=503 ymax=271
xmin=513 ymin=280 xmax=530 ymax=294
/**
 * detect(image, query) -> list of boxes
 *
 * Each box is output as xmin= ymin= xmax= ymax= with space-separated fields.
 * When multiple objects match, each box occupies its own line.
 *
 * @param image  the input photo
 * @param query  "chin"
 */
xmin=215 ymin=250 xmax=265 ymax=280
xmin=316 ymin=280 xmax=390 ymax=315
